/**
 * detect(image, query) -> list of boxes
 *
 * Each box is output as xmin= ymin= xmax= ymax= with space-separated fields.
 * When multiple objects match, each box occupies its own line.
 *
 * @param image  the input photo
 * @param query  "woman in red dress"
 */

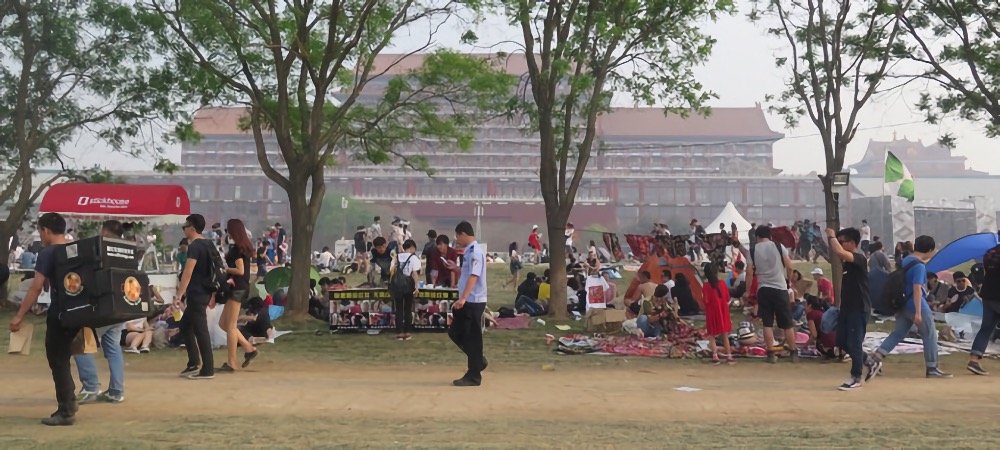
xmin=703 ymin=264 xmax=734 ymax=364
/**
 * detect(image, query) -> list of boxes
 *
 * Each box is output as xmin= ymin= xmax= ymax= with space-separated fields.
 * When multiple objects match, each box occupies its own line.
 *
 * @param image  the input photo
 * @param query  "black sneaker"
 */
xmin=926 ymin=368 xmax=953 ymax=379
xmin=864 ymin=359 xmax=883 ymax=383
xmin=452 ymin=377 xmax=481 ymax=387
xmin=41 ymin=412 xmax=75 ymax=426
xmin=217 ymin=363 xmax=236 ymax=373
xmin=179 ymin=366 xmax=199 ymax=378
xmin=968 ymin=361 xmax=989 ymax=376
xmin=837 ymin=378 xmax=863 ymax=391
xmin=188 ymin=372 xmax=215 ymax=380
xmin=481 ymin=357 xmax=489 ymax=372
xmin=242 ymin=350 xmax=259 ymax=369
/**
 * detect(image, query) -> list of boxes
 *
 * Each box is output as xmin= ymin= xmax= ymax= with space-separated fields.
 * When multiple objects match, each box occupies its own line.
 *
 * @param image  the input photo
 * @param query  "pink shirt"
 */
xmin=817 ymin=277 xmax=835 ymax=303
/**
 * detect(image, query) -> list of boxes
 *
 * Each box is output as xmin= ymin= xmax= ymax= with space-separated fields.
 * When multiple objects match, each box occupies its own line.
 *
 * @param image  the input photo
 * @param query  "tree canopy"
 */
xmin=896 ymin=0 xmax=1000 ymax=146
xmin=490 ymin=0 xmax=732 ymax=318
xmin=0 ymin=0 xmax=181 ymax=261
xmin=137 ymin=0 xmax=517 ymax=313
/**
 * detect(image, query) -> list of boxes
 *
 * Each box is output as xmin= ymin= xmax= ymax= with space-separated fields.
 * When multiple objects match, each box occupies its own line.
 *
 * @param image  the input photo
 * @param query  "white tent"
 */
xmin=706 ymin=202 xmax=753 ymax=244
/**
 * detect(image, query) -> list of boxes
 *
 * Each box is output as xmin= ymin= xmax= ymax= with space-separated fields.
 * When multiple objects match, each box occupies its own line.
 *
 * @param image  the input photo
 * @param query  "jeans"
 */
xmin=448 ymin=302 xmax=487 ymax=381
xmin=637 ymin=315 xmax=664 ymax=338
xmin=836 ymin=308 xmax=869 ymax=379
xmin=877 ymin=302 xmax=938 ymax=368
xmin=46 ymin=315 xmax=81 ymax=417
xmin=181 ymin=294 xmax=214 ymax=375
xmin=74 ymin=323 xmax=125 ymax=395
xmin=395 ymin=291 xmax=414 ymax=334
xmin=971 ymin=300 xmax=1000 ymax=357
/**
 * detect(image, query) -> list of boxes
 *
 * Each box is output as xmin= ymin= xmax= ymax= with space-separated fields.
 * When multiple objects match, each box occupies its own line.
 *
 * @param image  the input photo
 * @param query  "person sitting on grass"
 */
xmin=805 ymin=295 xmax=836 ymax=359
xmin=122 ymin=318 xmax=153 ymax=354
xmin=240 ymin=297 xmax=275 ymax=344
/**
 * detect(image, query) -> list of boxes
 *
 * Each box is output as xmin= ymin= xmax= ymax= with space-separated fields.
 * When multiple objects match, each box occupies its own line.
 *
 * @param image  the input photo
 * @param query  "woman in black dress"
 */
xmin=218 ymin=219 xmax=259 ymax=373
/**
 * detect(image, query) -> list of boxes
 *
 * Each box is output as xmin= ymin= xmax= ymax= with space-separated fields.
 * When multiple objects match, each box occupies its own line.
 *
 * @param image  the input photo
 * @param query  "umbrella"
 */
xmin=926 ymin=232 xmax=999 ymax=273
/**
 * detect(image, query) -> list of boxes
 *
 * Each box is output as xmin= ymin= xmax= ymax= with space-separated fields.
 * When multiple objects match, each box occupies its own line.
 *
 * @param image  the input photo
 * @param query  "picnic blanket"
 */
xmin=555 ymin=323 xmax=705 ymax=358
xmin=494 ymin=315 xmax=531 ymax=330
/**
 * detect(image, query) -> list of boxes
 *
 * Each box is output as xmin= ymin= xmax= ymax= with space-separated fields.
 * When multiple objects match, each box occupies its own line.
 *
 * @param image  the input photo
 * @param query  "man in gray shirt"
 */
xmin=749 ymin=226 xmax=798 ymax=364
xmin=868 ymin=241 xmax=891 ymax=273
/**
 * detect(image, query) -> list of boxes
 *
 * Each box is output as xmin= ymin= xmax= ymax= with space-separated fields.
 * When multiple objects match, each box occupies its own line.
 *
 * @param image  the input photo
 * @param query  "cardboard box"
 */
xmin=585 ymin=309 xmax=626 ymax=332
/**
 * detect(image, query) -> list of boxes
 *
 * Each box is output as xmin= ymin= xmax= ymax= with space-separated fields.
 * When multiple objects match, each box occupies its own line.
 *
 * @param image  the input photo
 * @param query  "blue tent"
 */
xmin=959 ymin=298 xmax=984 ymax=317
xmin=926 ymin=233 xmax=999 ymax=273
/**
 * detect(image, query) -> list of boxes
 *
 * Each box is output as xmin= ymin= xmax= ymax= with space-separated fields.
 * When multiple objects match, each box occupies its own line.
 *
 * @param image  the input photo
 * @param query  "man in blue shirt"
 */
xmin=8 ymin=213 xmax=76 ymax=426
xmin=867 ymin=235 xmax=952 ymax=380
xmin=444 ymin=221 xmax=488 ymax=386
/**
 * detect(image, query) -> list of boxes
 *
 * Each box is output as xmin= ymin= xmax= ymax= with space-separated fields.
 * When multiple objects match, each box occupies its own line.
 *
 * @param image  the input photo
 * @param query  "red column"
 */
xmin=406 ymin=179 xmax=415 ymax=197
xmin=352 ymin=179 xmax=363 ymax=196
xmin=488 ymin=179 xmax=497 ymax=197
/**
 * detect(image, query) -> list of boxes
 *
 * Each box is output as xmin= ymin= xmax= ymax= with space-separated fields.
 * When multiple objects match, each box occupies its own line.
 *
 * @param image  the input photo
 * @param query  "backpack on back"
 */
xmin=881 ymin=259 xmax=920 ymax=312
xmin=199 ymin=239 xmax=233 ymax=300
xmin=389 ymin=254 xmax=416 ymax=296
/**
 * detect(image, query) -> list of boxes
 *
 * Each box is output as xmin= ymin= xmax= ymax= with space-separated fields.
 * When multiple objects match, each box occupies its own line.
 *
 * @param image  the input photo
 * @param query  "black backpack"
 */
xmin=881 ymin=259 xmax=920 ymax=312
xmin=389 ymin=254 xmax=416 ymax=296
xmin=199 ymin=239 xmax=233 ymax=299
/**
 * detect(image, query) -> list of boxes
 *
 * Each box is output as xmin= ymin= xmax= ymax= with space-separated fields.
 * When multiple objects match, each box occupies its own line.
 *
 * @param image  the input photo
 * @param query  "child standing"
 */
xmin=703 ymin=264 xmax=734 ymax=364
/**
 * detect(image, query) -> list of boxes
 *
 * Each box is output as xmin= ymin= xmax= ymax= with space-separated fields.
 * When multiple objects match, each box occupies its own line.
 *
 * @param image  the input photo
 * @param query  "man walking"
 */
xmin=966 ymin=242 xmax=1000 ymax=376
xmin=74 ymin=220 xmax=128 ymax=404
xmin=444 ymin=221 xmax=488 ymax=386
xmin=173 ymin=214 xmax=216 ymax=380
xmin=748 ymin=226 xmax=798 ymax=363
xmin=8 ymin=213 xmax=74 ymax=425
xmin=866 ymin=235 xmax=952 ymax=380
xmin=274 ymin=223 xmax=287 ymax=264
xmin=826 ymin=227 xmax=870 ymax=390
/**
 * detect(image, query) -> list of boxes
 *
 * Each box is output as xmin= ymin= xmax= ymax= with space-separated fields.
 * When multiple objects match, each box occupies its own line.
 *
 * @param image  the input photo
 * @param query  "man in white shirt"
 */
xmin=317 ymin=246 xmax=335 ymax=272
xmin=860 ymin=220 xmax=872 ymax=255
xmin=564 ymin=223 xmax=575 ymax=262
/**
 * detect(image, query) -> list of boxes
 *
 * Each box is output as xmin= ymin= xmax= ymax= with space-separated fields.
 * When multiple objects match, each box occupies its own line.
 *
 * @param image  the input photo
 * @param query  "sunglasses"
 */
xmin=182 ymin=224 xmax=192 ymax=230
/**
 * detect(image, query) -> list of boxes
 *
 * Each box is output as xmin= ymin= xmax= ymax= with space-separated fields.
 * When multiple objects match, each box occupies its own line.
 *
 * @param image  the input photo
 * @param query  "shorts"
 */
xmin=757 ymin=286 xmax=793 ymax=329
xmin=220 ymin=290 xmax=248 ymax=304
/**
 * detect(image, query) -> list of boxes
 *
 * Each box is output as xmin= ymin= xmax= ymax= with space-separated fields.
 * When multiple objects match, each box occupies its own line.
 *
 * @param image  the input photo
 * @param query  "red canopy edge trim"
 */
xmin=39 ymin=183 xmax=191 ymax=222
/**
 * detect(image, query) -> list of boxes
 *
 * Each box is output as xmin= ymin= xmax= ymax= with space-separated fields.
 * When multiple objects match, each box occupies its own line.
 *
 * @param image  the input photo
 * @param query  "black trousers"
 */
xmin=395 ymin=292 xmax=414 ymax=334
xmin=448 ymin=302 xmax=486 ymax=381
xmin=45 ymin=315 xmax=80 ymax=417
xmin=181 ymin=294 xmax=214 ymax=375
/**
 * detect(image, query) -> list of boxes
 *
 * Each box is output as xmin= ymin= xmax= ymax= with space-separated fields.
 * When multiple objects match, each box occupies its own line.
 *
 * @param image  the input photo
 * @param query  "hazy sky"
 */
xmin=56 ymin=1 xmax=1000 ymax=176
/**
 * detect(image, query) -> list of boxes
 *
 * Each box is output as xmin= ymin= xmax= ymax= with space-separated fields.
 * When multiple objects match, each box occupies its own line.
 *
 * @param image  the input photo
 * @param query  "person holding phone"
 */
xmin=427 ymin=235 xmax=458 ymax=288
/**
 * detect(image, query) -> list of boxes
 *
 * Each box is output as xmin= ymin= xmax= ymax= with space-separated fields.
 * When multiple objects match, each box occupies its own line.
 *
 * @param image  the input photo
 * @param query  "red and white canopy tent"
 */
xmin=39 ymin=183 xmax=191 ymax=225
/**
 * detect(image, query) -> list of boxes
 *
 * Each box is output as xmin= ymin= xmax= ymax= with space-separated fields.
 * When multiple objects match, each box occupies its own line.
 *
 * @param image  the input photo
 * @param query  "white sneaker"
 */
xmin=124 ymin=348 xmax=140 ymax=354
xmin=838 ymin=378 xmax=862 ymax=391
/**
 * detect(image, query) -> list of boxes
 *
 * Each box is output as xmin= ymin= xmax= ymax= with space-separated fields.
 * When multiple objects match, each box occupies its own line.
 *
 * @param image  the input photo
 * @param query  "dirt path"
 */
xmin=2 ymin=359 xmax=999 ymax=447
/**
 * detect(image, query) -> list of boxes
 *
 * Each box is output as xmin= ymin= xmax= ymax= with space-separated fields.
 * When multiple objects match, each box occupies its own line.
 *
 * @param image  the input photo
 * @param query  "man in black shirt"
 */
xmin=9 ymin=213 xmax=75 ymax=425
xmin=969 ymin=245 xmax=1000 ymax=375
xmin=353 ymin=226 xmax=368 ymax=274
xmin=825 ymin=227 xmax=871 ymax=391
xmin=422 ymin=230 xmax=437 ymax=285
xmin=369 ymin=237 xmax=393 ymax=286
xmin=172 ymin=214 xmax=216 ymax=380
xmin=943 ymin=271 xmax=978 ymax=314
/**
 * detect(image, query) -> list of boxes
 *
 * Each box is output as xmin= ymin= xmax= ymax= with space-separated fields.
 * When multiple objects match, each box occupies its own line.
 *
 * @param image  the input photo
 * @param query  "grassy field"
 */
xmin=3 ymin=259 xmax=999 ymax=448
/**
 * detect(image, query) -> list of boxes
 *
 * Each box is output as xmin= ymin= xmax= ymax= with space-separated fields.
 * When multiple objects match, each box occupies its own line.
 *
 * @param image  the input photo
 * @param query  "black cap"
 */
xmin=427 ymin=229 xmax=437 ymax=237
xmin=953 ymin=271 xmax=967 ymax=281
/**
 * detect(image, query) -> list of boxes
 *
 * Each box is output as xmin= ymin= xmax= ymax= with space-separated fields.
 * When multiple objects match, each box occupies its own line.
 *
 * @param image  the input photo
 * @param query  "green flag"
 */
xmin=884 ymin=151 xmax=914 ymax=202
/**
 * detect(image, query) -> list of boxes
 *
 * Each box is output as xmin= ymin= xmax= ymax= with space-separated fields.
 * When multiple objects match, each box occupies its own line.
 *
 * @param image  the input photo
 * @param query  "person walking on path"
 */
xmin=74 ymin=220 xmax=128 ymax=404
xmin=825 ymin=227 xmax=871 ymax=391
xmin=444 ymin=221 xmax=488 ymax=387
xmin=966 ymin=242 xmax=1000 ymax=376
xmin=173 ymin=214 xmax=217 ymax=380
xmin=866 ymin=235 xmax=952 ymax=380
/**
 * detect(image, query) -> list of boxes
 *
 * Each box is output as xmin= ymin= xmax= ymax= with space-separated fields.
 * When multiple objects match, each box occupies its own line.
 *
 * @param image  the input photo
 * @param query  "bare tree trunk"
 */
xmin=822 ymin=176 xmax=843 ymax=308
xmin=545 ymin=208 xmax=571 ymax=320
xmin=283 ymin=183 xmax=320 ymax=318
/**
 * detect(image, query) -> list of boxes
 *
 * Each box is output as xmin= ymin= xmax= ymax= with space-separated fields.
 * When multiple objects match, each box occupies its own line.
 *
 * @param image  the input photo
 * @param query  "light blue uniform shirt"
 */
xmin=458 ymin=240 xmax=487 ymax=303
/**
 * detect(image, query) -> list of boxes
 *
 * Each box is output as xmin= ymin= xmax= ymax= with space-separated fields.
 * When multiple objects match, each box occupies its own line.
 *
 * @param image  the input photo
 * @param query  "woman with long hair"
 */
xmin=218 ymin=219 xmax=259 ymax=372
xmin=672 ymin=273 xmax=701 ymax=316
xmin=502 ymin=242 xmax=522 ymax=290
xmin=702 ymin=265 xmax=733 ymax=364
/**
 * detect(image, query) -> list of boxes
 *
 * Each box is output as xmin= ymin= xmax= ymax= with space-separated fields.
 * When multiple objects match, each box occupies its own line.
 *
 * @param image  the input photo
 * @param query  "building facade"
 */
xmin=123 ymin=53 xmax=832 ymax=247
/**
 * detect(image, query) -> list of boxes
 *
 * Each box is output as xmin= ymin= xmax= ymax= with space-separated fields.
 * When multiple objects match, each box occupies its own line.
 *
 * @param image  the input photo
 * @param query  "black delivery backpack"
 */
xmin=54 ymin=236 xmax=153 ymax=328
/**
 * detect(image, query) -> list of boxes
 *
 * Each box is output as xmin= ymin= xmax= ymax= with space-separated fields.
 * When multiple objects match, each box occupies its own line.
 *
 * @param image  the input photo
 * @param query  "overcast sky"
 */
xmin=56 ymin=1 xmax=1000 ymax=176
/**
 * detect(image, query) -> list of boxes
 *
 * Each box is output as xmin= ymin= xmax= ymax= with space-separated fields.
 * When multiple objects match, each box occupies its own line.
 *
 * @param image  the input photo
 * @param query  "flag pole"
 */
xmin=881 ymin=147 xmax=887 ymax=244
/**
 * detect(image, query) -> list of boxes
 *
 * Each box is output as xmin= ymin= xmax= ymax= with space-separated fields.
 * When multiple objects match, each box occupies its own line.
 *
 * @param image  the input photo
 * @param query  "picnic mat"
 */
xmin=555 ymin=323 xmax=705 ymax=358
xmin=494 ymin=316 xmax=531 ymax=330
